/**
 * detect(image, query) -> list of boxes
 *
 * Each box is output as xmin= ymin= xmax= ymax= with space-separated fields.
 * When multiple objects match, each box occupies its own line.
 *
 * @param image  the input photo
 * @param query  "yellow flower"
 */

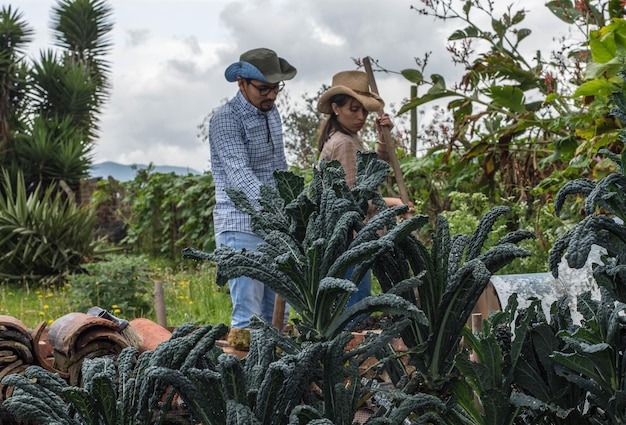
xmin=38 ymin=311 xmax=44 ymax=316
xmin=113 ymin=308 xmax=121 ymax=314
xmin=43 ymin=305 xmax=49 ymax=309
xmin=111 ymin=304 xmax=118 ymax=309
xmin=47 ymin=319 xmax=54 ymax=325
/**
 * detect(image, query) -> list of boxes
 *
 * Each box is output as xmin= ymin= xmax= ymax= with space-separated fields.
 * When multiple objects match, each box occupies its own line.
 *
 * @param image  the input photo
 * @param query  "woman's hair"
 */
xmin=317 ymin=93 xmax=354 ymax=152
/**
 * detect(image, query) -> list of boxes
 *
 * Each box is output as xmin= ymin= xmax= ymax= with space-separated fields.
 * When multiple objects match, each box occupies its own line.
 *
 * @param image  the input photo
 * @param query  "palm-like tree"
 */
xmin=0 ymin=1 xmax=113 ymax=283
xmin=0 ymin=6 xmax=33 ymax=158
xmin=1 ymin=0 xmax=113 ymax=193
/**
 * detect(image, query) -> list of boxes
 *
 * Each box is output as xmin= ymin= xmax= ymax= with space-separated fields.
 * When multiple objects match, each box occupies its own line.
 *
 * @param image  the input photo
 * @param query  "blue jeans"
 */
xmin=216 ymin=231 xmax=288 ymax=329
xmin=345 ymin=267 xmax=372 ymax=308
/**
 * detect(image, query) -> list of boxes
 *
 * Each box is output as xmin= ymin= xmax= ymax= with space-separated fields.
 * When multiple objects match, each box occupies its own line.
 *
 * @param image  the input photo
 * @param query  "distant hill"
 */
xmin=89 ymin=161 xmax=202 ymax=182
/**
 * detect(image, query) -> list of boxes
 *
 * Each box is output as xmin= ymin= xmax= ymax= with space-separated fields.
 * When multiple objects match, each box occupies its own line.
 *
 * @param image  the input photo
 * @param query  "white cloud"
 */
xmin=311 ymin=23 xmax=345 ymax=47
xmin=17 ymin=0 xmax=574 ymax=172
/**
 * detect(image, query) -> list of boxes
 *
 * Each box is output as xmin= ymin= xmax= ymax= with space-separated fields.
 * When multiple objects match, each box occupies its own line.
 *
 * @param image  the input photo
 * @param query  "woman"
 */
xmin=316 ymin=70 xmax=411 ymax=307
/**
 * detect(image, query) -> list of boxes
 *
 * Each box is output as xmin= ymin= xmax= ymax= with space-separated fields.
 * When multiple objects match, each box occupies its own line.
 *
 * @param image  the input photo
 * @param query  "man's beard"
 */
xmin=259 ymin=100 xmax=274 ymax=112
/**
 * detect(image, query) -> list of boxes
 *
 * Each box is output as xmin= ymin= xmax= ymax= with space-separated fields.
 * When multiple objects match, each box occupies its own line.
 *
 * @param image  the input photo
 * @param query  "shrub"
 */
xmin=123 ymin=167 xmax=215 ymax=259
xmin=66 ymin=254 xmax=154 ymax=318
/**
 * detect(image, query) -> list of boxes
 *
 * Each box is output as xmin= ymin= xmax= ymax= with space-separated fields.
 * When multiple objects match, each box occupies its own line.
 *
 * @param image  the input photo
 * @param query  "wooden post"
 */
xmin=154 ymin=281 xmax=167 ymax=328
xmin=410 ymin=85 xmax=417 ymax=157
xmin=272 ymin=294 xmax=286 ymax=330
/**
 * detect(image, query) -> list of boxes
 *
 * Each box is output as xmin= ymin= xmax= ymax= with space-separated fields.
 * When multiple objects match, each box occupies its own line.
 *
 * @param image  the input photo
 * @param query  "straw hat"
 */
xmin=317 ymin=70 xmax=384 ymax=114
xmin=224 ymin=48 xmax=297 ymax=83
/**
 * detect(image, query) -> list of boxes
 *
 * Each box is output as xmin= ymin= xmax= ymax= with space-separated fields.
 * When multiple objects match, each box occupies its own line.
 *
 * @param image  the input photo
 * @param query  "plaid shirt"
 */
xmin=209 ymin=91 xmax=288 ymax=236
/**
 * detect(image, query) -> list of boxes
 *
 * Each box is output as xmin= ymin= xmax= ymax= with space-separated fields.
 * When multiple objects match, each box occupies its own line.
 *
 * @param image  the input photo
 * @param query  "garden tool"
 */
xmin=363 ymin=56 xmax=411 ymax=206
xmin=87 ymin=306 xmax=144 ymax=349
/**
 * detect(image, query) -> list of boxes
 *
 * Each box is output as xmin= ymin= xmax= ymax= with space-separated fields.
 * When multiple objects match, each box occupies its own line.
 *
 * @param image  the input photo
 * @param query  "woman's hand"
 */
xmin=384 ymin=197 xmax=415 ymax=216
xmin=375 ymin=113 xmax=394 ymax=131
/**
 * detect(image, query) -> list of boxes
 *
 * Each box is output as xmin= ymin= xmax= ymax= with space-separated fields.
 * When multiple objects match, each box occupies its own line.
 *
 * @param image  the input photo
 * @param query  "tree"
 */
xmin=0 ymin=0 xmax=113 ymax=284
xmin=0 ymin=6 xmax=32 ymax=156
xmin=353 ymin=0 xmax=626 ymax=272
xmin=0 ymin=0 xmax=113 ymax=194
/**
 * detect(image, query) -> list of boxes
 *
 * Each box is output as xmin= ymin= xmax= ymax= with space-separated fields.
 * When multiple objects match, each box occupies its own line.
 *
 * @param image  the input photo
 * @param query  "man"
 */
xmin=208 ymin=48 xmax=296 ymax=330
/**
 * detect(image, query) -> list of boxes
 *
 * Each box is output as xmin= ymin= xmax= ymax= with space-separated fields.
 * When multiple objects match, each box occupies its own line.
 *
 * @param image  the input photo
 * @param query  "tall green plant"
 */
xmin=184 ymin=152 xmax=426 ymax=341
xmin=2 ymin=318 xmax=446 ymax=424
xmin=0 ymin=170 xmax=102 ymax=284
xmin=0 ymin=5 xmax=32 ymax=150
xmin=66 ymin=254 xmax=154 ymax=318
xmin=124 ymin=167 xmax=215 ymax=258
xmin=0 ymin=0 xmax=112 ymax=194
xmin=368 ymin=205 xmax=533 ymax=424
xmin=388 ymin=0 xmax=626 ymax=253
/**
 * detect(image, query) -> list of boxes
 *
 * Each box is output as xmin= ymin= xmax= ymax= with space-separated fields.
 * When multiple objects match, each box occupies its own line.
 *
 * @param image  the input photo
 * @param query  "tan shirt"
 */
xmin=319 ymin=131 xmax=368 ymax=188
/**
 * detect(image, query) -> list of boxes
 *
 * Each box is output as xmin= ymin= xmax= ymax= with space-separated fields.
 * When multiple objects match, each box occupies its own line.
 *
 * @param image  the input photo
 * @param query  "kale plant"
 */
xmin=499 ymin=288 xmax=626 ymax=425
xmin=377 ymin=206 xmax=534 ymax=389
xmin=1 ymin=323 xmax=228 ymax=425
xmin=151 ymin=316 xmax=446 ymax=425
xmin=549 ymin=81 xmax=626 ymax=304
xmin=183 ymin=152 xmax=427 ymax=341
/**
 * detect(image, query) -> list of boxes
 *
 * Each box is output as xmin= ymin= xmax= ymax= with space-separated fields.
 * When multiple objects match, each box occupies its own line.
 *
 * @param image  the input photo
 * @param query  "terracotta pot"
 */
xmin=128 ymin=318 xmax=172 ymax=352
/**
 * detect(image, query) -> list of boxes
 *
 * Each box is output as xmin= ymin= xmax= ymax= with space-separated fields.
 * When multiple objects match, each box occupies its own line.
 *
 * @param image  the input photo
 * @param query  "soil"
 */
xmin=351 ymin=314 xmax=391 ymax=332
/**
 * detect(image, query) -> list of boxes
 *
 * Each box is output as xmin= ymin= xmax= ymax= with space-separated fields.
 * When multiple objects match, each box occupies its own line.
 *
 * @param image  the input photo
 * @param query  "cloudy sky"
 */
xmin=14 ymin=0 xmax=572 ymax=173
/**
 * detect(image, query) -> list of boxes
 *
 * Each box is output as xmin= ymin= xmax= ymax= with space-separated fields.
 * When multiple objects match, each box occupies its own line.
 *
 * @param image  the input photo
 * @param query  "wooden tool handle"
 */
xmin=363 ymin=57 xmax=410 ymax=205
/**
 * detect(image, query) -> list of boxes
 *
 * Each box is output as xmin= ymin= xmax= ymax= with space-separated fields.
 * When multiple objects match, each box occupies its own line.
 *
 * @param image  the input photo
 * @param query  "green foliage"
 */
xmin=150 ymin=317 xmax=445 ymax=425
xmin=183 ymin=151 xmax=533 ymax=422
xmin=0 ymin=0 xmax=112 ymax=191
xmin=456 ymin=297 xmax=521 ymax=425
xmin=375 ymin=205 xmax=533 ymax=409
xmin=123 ymin=167 xmax=215 ymax=259
xmin=11 ymin=115 xmax=93 ymax=192
xmin=2 ymin=323 xmax=229 ymax=425
xmin=0 ymin=170 xmax=102 ymax=285
xmin=547 ymin=290 xmax=626 ymax=424
xmin=440 ymin=191 xmax=563 ymax=274
xmin=66 ymin=254 xmax=154 ymax=318
xmin=497 ymin=289 xmax=626 ymax=425
xmin=0 ymin=5 xmax=32 ymax=144
xmin=184 ymin=152 xmax=426 ymax=341
xmin=550 ymin=83 xmax=626 ymax=304
xmin=391 ymin=0 xmax=626 ymax=266
xmin=1 ymin=319 xmax=445 ymax=425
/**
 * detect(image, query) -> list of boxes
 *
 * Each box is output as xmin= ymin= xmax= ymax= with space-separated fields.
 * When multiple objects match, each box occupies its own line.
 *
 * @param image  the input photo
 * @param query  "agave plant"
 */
xmin=183 ymin=152 xmax=427 ymax=341
xmin=0 ymin=169 xmax=103 ymax=284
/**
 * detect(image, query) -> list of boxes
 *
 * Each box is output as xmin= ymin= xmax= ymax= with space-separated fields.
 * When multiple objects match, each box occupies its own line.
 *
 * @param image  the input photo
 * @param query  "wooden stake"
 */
xmin=272 ymin=294 xmax=286 ymax=330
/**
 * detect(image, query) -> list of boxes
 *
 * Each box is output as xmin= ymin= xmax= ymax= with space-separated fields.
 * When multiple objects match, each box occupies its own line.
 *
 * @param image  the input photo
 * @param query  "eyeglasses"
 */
xmin=246 ymin=79 xmax=285 ymax=96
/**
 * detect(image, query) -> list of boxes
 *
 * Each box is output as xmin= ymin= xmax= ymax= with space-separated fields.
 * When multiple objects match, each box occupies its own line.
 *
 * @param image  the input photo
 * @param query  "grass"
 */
xmin=0 ymin=255 xmax=233 ymax=330
xmin=147 ymin=259 xmax=233 ymax=327
xmin=0 ymin=254 xmax=381 ymax=331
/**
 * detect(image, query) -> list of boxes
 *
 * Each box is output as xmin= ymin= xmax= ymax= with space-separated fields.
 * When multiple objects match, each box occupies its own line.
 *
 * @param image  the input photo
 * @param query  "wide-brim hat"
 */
xmin=224 ymin=48 xmax=297 ymax=83
xmin=317 ymin=70 xmax=384 ymax=114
